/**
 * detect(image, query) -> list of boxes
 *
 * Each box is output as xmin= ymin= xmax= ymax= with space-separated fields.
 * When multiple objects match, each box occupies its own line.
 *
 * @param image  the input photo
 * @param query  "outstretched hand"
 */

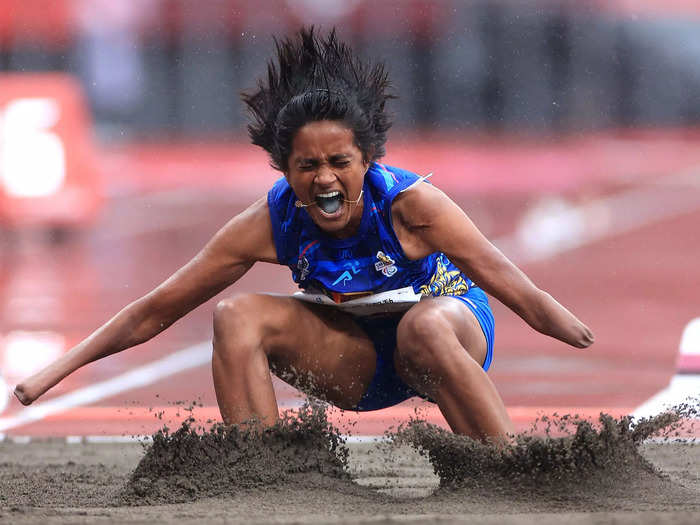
xmin=570 ymin=322 xmax=595 ymax=348
xmin=14 ymin=382 xmax=37 ymax=406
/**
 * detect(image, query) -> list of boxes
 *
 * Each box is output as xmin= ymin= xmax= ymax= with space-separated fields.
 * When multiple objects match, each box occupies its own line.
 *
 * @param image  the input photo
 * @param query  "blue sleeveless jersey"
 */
xmin=267 ymin=162 xmax=475 ymax=301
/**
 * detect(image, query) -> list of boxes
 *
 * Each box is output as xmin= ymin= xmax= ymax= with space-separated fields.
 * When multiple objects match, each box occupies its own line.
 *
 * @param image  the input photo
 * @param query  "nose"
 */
xmin=314 ymin=164 xmax=336 ymax=185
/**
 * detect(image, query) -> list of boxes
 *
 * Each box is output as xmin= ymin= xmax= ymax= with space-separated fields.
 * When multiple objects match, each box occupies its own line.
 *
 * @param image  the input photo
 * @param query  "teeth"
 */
xmin=316 ymin=191 xmax=340 ymax=198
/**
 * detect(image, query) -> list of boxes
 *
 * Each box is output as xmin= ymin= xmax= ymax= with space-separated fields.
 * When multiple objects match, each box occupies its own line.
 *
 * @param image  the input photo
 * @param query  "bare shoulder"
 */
xmin=207 ymin=196 xmax=278 ymax=264
xmin=392 ymin=181 xmax=454 ymax=228
xmin=391 ymin=181 xmax=460 ymax=259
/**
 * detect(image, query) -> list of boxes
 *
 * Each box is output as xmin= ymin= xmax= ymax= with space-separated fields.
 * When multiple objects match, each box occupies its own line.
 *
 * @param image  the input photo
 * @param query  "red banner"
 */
xmin=0 ymin=73 xmax=101 ymax=228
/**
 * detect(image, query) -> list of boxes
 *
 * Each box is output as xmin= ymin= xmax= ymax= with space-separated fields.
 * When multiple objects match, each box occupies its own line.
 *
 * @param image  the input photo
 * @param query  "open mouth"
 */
xmin=315 ymin=191 xmax=344 ymax=215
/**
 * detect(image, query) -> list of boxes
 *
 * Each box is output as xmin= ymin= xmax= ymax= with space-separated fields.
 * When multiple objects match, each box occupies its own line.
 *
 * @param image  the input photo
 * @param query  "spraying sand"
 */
xmin=1 ymin=401 xmax=698 ymax=524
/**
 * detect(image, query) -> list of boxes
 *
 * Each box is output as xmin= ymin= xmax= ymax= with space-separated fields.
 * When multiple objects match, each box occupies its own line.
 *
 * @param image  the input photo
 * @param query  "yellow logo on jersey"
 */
xmin=419 ymin=255 xmax=469 ymax=297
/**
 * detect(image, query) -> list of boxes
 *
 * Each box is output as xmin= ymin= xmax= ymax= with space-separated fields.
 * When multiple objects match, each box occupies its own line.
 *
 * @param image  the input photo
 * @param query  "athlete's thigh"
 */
xmin=255 ymin=295 xmax=377 ymax=409
xmin=397 ymin=296 xmax=487 ymax=365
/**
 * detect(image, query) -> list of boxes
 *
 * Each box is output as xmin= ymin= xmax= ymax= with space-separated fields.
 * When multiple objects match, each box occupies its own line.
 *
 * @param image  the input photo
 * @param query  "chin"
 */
xmin=314 ymin=214 xmax=352 ymax=237
xmin=315 ymin=217 xmax=346 ymax=232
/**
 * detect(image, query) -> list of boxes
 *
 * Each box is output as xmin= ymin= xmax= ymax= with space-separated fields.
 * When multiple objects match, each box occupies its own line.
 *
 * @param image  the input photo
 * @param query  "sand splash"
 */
xmin=391 ymin=402 xmax=698 ymax=503
xmin=122 ymin=401 xmax=350 ymax=504
xmin=122 ymin=400 xmax=697 ymax=506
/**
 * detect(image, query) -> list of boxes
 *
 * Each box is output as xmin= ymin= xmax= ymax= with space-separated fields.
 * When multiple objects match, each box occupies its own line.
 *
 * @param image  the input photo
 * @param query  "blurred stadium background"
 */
xmin=0 ymin=0 xmax=699 ymax=437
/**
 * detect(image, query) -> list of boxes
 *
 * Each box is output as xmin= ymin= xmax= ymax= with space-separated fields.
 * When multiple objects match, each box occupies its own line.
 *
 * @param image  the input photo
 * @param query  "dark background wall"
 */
xmin=2 ymin=0 xmax=699 ymax=139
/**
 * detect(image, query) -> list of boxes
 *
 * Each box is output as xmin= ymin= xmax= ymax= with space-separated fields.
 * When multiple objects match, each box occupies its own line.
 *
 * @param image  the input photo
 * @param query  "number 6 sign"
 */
xmin=0 ymin=74 xmax=101 ymax=229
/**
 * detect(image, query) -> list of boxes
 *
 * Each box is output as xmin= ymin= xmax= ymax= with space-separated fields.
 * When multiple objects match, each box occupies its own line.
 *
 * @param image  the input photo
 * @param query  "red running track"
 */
xmin=1 ymin=133 xmax=699 ymax=438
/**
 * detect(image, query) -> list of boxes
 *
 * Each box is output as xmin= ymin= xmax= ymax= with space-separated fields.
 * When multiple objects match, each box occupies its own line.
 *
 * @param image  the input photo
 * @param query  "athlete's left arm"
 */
xmin=392 ymin=183 xmax=594 ymax=349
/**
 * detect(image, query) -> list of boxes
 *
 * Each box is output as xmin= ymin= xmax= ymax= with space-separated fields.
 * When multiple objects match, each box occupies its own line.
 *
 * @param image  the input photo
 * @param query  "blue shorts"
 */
xmin=354 ymin=288 xmax=495 ymax=411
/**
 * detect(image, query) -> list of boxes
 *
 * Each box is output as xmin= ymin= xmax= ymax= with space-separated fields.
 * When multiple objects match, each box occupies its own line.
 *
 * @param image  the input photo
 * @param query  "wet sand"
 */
xmin=0 ymin=438 xmax=698 ymax=524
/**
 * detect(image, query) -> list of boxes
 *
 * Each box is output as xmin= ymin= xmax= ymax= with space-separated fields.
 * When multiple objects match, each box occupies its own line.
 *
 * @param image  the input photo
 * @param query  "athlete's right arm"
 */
xmin=14 ymin=196 xmax=277 ymax=406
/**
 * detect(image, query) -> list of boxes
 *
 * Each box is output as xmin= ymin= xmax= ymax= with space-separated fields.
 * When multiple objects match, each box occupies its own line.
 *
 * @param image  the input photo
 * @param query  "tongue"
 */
xmin=317 ymin=196 xmax=342 ymax=214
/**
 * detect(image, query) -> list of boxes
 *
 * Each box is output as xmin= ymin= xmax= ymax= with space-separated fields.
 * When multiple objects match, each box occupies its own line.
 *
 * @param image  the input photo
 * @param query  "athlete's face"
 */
xmin=286 ymin=120 xmax=368 ymax=238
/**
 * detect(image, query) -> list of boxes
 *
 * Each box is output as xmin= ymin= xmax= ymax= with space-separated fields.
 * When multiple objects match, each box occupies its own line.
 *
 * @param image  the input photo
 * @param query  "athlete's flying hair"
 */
xmin=241 ymin=27 xmax=395 ymax=172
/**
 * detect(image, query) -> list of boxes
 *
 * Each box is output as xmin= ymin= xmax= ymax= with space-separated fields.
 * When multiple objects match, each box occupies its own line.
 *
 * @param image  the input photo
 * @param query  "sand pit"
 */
xmin=1 ymin=404 xmax=699 ymax=524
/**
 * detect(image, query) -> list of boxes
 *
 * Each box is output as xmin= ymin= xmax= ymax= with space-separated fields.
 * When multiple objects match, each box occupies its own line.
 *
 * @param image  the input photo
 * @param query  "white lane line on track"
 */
xmin=65 ymin=435 xmax=151 ymax=444
xmin=0 ymin=342 xmax=213 ymax=433
xmin=632 ymin=316 xmax=700 ymax=420
xmin=2 ymin=434 xmax=695 ymax=444
xmin=632 ymin=375 xmax=700 ymax=420
xmin=0 ymin=434 xmax=388 ymax=444
xmin=494 ymin=167 xmax=700 ymax=264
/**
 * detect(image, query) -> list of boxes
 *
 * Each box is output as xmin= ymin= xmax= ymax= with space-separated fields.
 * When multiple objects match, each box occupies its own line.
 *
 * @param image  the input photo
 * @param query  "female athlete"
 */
xmin=14 ymin=28 xmax=594 ymax=442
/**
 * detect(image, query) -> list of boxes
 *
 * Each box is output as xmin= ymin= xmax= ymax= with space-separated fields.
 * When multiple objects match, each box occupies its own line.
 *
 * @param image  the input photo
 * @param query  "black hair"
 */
xmin=241 ymin=27 xmax=395 ymax=172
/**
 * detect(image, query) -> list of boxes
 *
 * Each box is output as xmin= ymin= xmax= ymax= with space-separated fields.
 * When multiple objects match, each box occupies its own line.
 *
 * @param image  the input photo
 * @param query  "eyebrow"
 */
xmin=296 ymin=154 xmax=352 ymax=166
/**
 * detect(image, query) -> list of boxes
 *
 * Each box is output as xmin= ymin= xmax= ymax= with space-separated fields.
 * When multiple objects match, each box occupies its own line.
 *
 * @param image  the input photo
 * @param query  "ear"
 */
xmin=364 ymin=145 xmax=376 ymax=166
xmin=362 ymin=151 xmax=373 ymax=174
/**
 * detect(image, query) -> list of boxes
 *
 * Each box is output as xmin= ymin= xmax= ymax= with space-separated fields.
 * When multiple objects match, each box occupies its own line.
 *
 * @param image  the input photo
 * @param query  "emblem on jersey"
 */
xmin=374 ymin=251 xmax=397 ymax=277
xmin=332 ymin=271 xmax=353 ymax=287
xmin=297 ymin=256 xmax=310 ymax=281
xmin=331 ymin=261 xmax=361 ymax=287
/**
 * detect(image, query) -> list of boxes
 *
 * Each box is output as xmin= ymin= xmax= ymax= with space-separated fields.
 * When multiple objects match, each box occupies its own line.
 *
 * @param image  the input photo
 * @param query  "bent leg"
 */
xmin=395 ymin=297 xmax=513 ymax=442
xmin=211 ymin=293 xmax=376 ymax=426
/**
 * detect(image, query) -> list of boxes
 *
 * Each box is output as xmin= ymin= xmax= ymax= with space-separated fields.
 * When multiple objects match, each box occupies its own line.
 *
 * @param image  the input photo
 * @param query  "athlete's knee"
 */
xmin=395 ymin=306 xmax=452 ymax=372
xmin=213 ymin=294 xmax=270 ymax=359
xmin=214 ymin=294 xmax=262 ymax=333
